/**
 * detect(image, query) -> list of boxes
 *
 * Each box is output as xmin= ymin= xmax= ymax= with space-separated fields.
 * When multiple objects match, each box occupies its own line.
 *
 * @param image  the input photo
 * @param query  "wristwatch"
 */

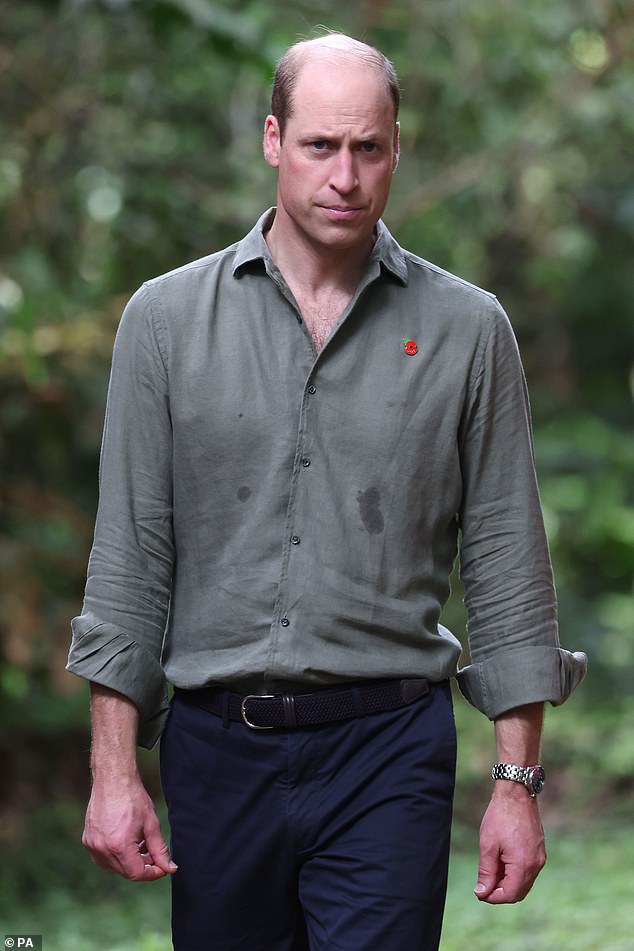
xmin=491 ymin=763 xmax=545 ymax=797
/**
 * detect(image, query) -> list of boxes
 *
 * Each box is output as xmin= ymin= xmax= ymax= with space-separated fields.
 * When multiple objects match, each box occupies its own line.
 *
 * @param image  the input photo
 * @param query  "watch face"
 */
xmin=530 ymin=766 xmax=545 ymax=794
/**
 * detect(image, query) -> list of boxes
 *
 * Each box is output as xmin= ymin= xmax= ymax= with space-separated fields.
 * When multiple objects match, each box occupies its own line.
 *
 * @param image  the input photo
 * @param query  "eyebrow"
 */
xmin=299 ymin=131 xmax=386 ymax=143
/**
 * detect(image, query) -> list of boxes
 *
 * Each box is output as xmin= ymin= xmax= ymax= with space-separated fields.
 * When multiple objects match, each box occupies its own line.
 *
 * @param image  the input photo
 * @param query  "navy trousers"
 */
xmin=160 ymin=681 xmax=456 ymax=951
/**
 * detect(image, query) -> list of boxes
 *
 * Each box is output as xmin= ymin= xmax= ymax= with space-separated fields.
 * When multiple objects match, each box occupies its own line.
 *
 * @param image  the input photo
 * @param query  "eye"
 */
xmin=311 ymin=140 xmax=329 ymax=151
xmin=360 ymin=142 xmax=378 ymax=153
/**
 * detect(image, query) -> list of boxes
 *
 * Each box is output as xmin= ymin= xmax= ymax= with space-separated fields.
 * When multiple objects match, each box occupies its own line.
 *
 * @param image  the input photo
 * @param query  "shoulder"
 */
xmin=402 ymin=248 xmax=498 ymax=310
xmin=142 ymin=240 xmax=241 ymax=298
xmin=117 ymin=240 xmax=243 ymax=342
xmin=390 ymin=245 xmax=511 ymax=347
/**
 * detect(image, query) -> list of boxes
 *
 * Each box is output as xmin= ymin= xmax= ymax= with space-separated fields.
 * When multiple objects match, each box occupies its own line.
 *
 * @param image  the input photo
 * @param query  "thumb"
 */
xmin=474 ymin=855 xmax=501 ymax=900
xmin=144 ymin=821 xmax=178 ymax=873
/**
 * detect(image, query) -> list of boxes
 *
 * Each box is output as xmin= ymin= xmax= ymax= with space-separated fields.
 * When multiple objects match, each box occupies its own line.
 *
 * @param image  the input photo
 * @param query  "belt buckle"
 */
xmin=240 ymin=694 xmax=276 ymax=730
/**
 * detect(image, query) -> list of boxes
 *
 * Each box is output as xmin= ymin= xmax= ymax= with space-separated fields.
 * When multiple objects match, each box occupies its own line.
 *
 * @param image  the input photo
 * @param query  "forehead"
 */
xmin=289 ymin=54 xmax=395 ymax=132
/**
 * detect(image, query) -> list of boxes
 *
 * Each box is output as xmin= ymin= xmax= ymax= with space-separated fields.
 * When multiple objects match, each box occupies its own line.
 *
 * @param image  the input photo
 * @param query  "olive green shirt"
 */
xmin=67 ymin=209 xmax=586 ymax=747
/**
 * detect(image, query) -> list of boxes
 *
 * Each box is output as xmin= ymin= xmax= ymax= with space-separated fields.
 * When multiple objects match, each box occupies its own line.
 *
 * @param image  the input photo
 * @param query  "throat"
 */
xmin=295 ymin=292 xmax=352 ymax=352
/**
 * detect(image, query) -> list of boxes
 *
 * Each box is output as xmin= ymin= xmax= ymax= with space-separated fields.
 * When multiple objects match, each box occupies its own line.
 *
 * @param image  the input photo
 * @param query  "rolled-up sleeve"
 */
xmin=456 ymin=300 xmax=587 ymax=718
xmin=67 ymin=284 xmax=174 ymax=748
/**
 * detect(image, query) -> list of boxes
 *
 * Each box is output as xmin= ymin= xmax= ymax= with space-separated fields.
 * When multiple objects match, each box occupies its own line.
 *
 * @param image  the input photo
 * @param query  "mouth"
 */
xmin=319 ymin=205 xmax=364 ymax=220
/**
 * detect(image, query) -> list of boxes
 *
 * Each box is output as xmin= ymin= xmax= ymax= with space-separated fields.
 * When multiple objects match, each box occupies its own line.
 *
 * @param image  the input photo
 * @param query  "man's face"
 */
xmin=264 ymin=55 xmax=399 ymax=254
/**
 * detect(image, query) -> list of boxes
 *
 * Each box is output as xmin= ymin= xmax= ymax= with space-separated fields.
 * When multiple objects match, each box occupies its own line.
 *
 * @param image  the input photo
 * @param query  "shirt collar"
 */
xmin=231 ymin=208 xmax=277 ymax=275
xmin=368 ymin=218 xmax=409 ymax=285
xmin=232 ymin=208 xmax=409 ymax=286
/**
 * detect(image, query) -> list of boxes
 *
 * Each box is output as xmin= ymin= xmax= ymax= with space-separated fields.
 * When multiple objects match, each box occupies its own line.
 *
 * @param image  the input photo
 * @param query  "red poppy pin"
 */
xmin=403 ymin=338 xmax=418 ymax=355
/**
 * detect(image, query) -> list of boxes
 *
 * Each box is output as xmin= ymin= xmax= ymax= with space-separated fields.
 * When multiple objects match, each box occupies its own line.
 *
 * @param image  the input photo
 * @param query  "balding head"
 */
xmin=271 ymin=33 xmax=400 ymax=140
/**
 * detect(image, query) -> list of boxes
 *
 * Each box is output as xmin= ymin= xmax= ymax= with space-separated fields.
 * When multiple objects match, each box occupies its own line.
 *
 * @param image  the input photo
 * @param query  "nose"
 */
xmin=329 ymin=148 xmax=358 ymax=194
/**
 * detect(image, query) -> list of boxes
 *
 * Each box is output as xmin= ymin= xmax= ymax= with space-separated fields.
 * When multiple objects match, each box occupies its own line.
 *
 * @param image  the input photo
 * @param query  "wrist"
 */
xmin=491 ymin=762 xmax=545 ymax=798
xmin=90 ymin=757 xmax=140 ymax=785
xmin=491 ymin=778 xmax=538 ymax=802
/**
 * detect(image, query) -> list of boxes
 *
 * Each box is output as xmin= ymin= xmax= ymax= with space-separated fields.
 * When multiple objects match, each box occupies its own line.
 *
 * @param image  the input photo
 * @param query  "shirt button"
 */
xmin=301 ymin=457 xmax=311 ymax=467
xmin=307 ymin=384 xmax=317 ymax=395
xmin=291 ymin=535 xmax=301 ymax=545
xmin=280 ymin=617 xmax=290 ymax=627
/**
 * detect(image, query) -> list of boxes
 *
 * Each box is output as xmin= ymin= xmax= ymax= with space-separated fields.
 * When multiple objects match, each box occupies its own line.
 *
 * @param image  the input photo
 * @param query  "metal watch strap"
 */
xmin=491 ymin=762 xmax=544 ymax=797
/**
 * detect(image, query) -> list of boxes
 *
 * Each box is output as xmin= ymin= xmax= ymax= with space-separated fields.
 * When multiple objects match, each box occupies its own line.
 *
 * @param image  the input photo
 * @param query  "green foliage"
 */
xmin=536 ymin=415 xmax=634 ymax=699
xmin=2 ymin=806 xmax=632 ymax=950
xmin=443 ymin=827 xmax=634 ymax=951
xmin=0 ymin=0 xmax=632 ymax=814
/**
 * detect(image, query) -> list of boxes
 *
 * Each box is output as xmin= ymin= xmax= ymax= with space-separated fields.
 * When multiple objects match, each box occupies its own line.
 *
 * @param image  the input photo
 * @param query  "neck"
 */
xmin=265 ymin=209 xmax=375 ymax=296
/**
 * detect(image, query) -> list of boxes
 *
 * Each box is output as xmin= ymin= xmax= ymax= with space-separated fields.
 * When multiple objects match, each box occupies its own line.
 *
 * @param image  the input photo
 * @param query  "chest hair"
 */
xmin=295 ymin=291 xmax=353 ymax=353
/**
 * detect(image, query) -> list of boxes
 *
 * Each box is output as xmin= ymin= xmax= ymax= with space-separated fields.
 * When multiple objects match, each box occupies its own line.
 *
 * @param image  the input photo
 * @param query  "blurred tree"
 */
xmin=0 ymin=0 xmax=632 ymax=784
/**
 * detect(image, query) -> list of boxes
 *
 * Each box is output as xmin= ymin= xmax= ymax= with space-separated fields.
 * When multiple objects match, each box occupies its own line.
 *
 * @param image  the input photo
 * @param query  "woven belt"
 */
xmin=174 ymin=678 xmax=432 ymax=731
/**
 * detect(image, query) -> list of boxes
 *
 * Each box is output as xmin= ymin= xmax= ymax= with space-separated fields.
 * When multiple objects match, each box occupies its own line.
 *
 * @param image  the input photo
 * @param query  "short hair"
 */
xmin=271 ymin=33 xmax=401 ymax=140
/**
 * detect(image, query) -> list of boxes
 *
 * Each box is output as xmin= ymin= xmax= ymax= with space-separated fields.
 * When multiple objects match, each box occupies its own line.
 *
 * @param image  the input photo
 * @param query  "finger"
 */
xmin=115 ymin=850 xmax=169 ymax=881
xmin=87 ymin=837 xmax=168 ymax=881
xmin=144 ymin=824 xmax=178 ymax=874
xmin=474 ymin=879 xmax=499 ymax=900
xmin=130 ymin=863 xmax=170 ymax=881
xmin=478 ymin=865 xmax=538 ymax=904
xmin=480 ymin=882 xmax=528 ymax=904
xmin=118 ymin=838 xmax=174 ymax=881
xmin=137 ymin=839 xmax=152 ymax=862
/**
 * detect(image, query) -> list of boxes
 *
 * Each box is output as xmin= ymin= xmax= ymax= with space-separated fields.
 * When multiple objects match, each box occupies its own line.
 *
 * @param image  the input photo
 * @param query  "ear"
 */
xmin=392 ymin=121 xmax=400 ymax=172
xmin=263 ymin=115 xmax=281 ymax=169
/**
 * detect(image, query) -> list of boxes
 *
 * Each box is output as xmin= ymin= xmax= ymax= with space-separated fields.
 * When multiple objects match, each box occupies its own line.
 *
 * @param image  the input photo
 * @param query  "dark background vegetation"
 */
xmin=0 ymin=0 xmax=632 ymax=947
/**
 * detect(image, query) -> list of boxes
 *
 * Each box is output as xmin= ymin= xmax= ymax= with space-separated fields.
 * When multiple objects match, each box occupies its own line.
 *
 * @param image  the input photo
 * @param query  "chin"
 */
xmin=314 ymin=220 xmax=373 ymax=249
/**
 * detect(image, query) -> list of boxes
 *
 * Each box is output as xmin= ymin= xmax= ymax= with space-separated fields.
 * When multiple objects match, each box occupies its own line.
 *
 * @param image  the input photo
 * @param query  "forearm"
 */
xmin=89 ymin=682 xmax=140 ymax=781
xmin=84 ymin=682 xmax=175 ymax=880
xmin=494 ymin=702 xmax=543 ymax=766
xmin=475 ymin=701 xmax=546 ymax=903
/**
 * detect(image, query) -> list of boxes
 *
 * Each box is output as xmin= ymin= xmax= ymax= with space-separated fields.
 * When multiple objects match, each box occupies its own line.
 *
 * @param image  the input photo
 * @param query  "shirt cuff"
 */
xmin=66 ymin=614 xmax=169 ymax=749
xmin=456 ymin=646 xmax=588 ymax=720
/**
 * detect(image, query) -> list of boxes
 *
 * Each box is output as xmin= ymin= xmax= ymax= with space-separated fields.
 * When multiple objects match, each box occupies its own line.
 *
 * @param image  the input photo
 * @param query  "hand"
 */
xmin=474 ymin=783 xmax=546 ymax=904
xmin=82 ymin=773 xmax=177 ymax=882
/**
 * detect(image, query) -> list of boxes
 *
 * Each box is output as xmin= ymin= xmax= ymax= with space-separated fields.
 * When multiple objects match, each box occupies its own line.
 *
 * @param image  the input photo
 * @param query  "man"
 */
xmin=68 ymin=32 xmax=587 ymax=951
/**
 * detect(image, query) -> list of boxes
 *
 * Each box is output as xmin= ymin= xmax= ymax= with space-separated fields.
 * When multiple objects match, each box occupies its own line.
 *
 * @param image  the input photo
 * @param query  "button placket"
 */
xmin=267 ymin=370 xmax=318 ymax=663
